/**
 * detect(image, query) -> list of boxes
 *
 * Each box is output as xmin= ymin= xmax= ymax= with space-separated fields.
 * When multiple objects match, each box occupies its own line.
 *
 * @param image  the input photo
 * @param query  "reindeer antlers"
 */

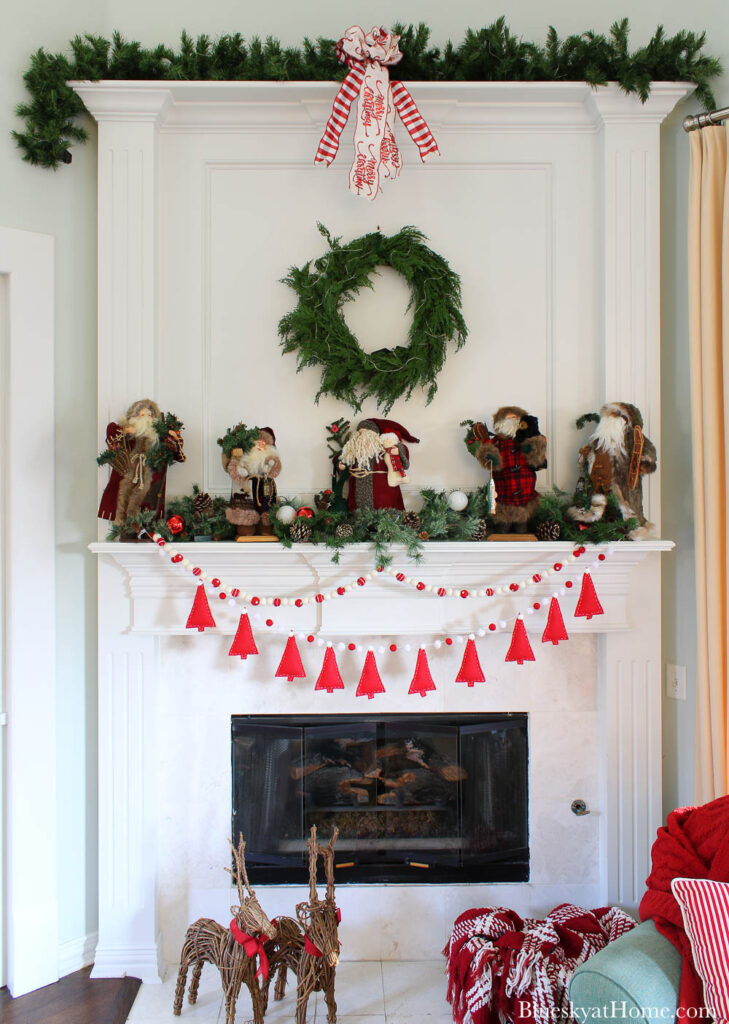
xmin=226 ymin=833 xmax=254 ymax=906
xmin=306 ymin=825 xmax=339 ymax=905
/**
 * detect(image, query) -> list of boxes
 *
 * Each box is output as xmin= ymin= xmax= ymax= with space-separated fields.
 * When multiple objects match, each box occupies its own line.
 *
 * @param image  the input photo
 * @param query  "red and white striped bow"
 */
xmin=315 ymin=25 xmax=439 ymax=200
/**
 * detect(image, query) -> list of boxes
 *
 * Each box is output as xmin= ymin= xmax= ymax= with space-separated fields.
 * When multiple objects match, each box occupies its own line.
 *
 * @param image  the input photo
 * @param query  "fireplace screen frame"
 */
xmin=231 ymin=713 xmax=529 ymax=885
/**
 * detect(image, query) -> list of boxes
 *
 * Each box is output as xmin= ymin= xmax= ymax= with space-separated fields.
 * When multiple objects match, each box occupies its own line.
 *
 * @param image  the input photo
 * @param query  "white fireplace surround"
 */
xmin=77 ymin=78 xmax=690 ymax=980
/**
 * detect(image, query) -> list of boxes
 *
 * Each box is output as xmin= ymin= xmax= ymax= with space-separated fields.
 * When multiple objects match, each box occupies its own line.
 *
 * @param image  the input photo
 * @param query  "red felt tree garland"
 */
xmin=455 ymin=636 xmax=486 ymax=686
xmin=275 ymin=633 xmax=306 ymax=681
xmin=541 ymin=597 xmax=569 ymax=645
xmin=574 ymin=572 xmax=604 ymax=620
xmin=228 ymin=612 xmax=258 ymax=659
xmin=315 ymin=645 xmax=345 ymax=693
xmin=186 ymin=584 xmax=216 ymax=632
xmin=505 ymin=616 xmax=535 ymax=664
xmin=356 ymin=650 xmax=386 ymax=699
xmin=408 ymin=647 xmax=437 ymax=697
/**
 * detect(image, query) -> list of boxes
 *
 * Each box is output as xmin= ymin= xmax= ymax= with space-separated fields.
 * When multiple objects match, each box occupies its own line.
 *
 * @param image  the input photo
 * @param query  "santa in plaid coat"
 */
xmin=475 ymin=406 xmax=547 ymax=532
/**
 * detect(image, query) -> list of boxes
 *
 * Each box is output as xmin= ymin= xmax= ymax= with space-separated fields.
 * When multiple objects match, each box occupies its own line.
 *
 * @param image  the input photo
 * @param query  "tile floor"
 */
xmin=127 ymin=960 xmax=453 ymax=1024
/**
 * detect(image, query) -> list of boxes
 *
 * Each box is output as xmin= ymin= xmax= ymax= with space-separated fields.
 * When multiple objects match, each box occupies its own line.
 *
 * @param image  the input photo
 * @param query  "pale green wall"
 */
xmin=1 ymin=0 xmax=726 ymax=949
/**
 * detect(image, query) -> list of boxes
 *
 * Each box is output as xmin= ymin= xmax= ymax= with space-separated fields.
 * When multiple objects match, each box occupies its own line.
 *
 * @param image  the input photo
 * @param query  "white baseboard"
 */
xmin=58 ymin=931 xmax=98 ymax=979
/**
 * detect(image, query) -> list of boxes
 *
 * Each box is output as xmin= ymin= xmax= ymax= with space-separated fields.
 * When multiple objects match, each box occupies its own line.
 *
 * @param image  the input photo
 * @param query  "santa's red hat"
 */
xmin=358 ymin=418 xmax=420 ymax=444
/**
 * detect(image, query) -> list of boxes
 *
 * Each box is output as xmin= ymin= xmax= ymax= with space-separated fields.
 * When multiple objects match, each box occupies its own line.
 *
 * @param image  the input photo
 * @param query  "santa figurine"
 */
xmin=568 ymin=402 xmax=657 ymax=537
xmin=222 ymin=427 xmax=282 ymax=536
xmin=339 ymin=418 xmax=419 ymax=511
xmin=475 ymin=406 xmax=547 ymax=534
xmin=97 ymin=398 xmax=185 ymax=527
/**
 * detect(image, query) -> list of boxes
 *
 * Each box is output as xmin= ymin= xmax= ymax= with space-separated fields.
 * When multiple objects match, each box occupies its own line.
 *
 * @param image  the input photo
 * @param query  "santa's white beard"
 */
xmin=493 ymin=417 xmax=520 ymax=439
xmin=341 ymin=429 xmax=385 ymax=470
xmin=590 ymin=415 xmax=627 ymax=456
xmin=242 ymin=444 xmax=278 ymax=475
xmin=126 ymin=414 xmax=158 ymax=443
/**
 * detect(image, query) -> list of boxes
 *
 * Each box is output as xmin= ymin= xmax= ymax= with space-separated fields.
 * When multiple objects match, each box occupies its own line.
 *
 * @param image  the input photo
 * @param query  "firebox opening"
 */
xmin=232 ymin=713 xmax=528 ymax=885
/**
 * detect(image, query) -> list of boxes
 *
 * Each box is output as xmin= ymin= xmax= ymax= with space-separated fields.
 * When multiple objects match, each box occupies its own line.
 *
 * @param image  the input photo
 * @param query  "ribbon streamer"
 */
xmin=315 ymin=26 xmax=439 ymax=200
xmin=229 ymin=920 xmax=270 ymax=979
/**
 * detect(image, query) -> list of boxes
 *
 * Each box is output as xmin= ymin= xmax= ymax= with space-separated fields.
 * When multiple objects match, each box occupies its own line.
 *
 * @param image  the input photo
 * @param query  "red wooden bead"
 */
xmin=273 ymin=598 xmax=281 ymax=607
xmin=486 ymin=587 xmax=494 ymax=597
xmin=231 ymin=588 xmax=240 ymax=597
xmin=315 ymin=594 xmax=324 ymax=603
xmin=598 ymin=553 xmax=606 ymax=561
xmin=337 ymin=587 xmax=346 ymax=596
xmin=532 ymin=574 xmax=541 ymax=583
xmin=574 ymin=549 xmax=582 ymax=557
xmin=251 ymin=596 xmax=260 ymax=606
xmin=219 ymin=593 xmax=227 ymax=600
xmin=192 ymin=567 xmax=201 ymax=576
xmin=348 ymin=643 xmax=356 ymax=651
xmin=416 ymin=582 xmax=425 ymax=591
xmin=211 ymin=578 xmax=221 ymax=588
xmin=509 ymin=583 xmax=518 ymax=592
xmin=533 ymin=602 xmax=541 ymax=610
xmin=377 ymin=565 xmax=384 ymax=573
xmin=295 ymin=598 xmax=303 ymax=607
xmin=307 ymin=634 xmax=315 ymax=643
xmin=156 ymin=538 xmax=165 ymax=546
xmin=565 ymin=580 xmax=574 ymax=589
xmin=553 ymin=563 xmax=562 ymax=571
xmin=171 ymin=554 xmax=183 ymax=563
xmin=357 ymin=577 xmax=366 ymax=586
xmin=445 ymin=638 xmax=453 ymax=645
xmin=396 ymin=573 xmax=406 ymax=582
xmin=580 ymin=546 xmax=586 ymax=553
xmin=488 ymin=623 xmax=496 ymax=631
xmin=266 ymin=618 xmax=273 ymax=627
xmin=390 ymin=643 xmax=398 ymax=652
xmin=460 ymin=590 xmax=469 ymax=599
xmin=437 ymin=587 xmax=446 ymax=597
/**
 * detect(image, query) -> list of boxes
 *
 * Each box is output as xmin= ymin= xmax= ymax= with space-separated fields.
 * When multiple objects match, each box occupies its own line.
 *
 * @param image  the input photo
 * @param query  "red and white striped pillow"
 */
xmin=672 ymin=877 xmax=729 ymax=1024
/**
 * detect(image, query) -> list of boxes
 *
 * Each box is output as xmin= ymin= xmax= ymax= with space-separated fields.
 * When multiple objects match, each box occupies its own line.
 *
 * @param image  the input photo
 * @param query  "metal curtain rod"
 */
xmin=683 ymin=106 xmax=729 ymax=132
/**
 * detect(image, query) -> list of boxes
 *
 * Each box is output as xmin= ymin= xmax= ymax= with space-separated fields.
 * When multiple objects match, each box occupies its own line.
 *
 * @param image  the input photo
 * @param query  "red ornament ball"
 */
xmin=565 ymin=580 xmax=573 ymax=589
xmin=192 ymin=567 xmax=201 ymax=576
xmin=574 ymin=549 xmax=582 ymax=558
xmin=580 ymin=546 xmax=587 ymax=553
xmin=488 ymin=623 xmax=496 ymax=631
xmin=460 ymin=590 xmax=469 ymax=599
xmin=445 ymin=637 xmax=453 ymax=646
xmin=396 ymin=572 xmax=406 ymax=582
xmin=167 ymin=515 xmax=185 ymax=535
xmin=486 ymin=588 xmax=494 ymax=597
xmin=251 ymin=596 xmax=260 ymax=606
xmin=219 ymin=592 xmax=227 ymax=600
xmin=171 ymin=554 xmax=183 ymax=563
xmin=377 ymin=565 xmax=384 ymax=573
xmin=307 ymin=634 xmax=315 ymax=643
xmin=295 ymin=598 xmax=303 ymax=608
xmin=532 ymin=574 xmax=541 ymax=583
xmin=211 ymin=578 xmax=221 ymax=588
xmin=509 ymin=583 xmax=518 ymax=592
xmin=330 ymin=423 xmax=339 ymax=433
xmin=296 ymin=507 xmax=314 ymax=519
xmin=437 ymin=587 xmax=446 ymax=597
xmin=357 ymin=577 xmax=366 ymax=586
xmin=266 ymin=618 xmax=273 ymax=627
xmin=231 ymin=588 xmax=240 ymax=597
xmin=337 ymin=587 xmax=345 ymax=596
xmin=156 ymin=538 xmax=165 ymax=546
xmin=315 ymin=594 xmax=324 ymax=603
xmin=553 ymin=562 xmax=562 ymax=571
xmin=390 ymin=643 xmax=398 ymax=652
xmin=533 ymin=602 xmax=541 ymax=610
xmin=273 ymin=598 xmax=281 ymax=607
xmin=598 ymin=553 xmax=606 ymax=561
xmin=324 ymin=489 xmax=332 ymax=495
xmin=416 ymin=582 xmax=425 ymax=591
xmin=348 ymin=643 xmax=356 ymax=651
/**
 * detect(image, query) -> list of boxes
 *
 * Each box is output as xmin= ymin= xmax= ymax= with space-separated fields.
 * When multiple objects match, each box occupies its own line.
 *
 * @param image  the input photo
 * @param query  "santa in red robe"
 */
xmin=339 ymin=417 xmax=419 ymax=512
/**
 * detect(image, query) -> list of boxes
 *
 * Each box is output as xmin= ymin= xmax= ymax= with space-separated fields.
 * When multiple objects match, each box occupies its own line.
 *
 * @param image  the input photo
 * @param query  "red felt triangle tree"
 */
xmin=505 ymin=616 xmax=535 ymax=665
xmin=315 ymin=644 xmax=345 ymax=693
xmin=541 ymin=597 xmax=569 ymax=646
xmin=356 ymin=650 xmax=386 ymax=699
xmin=574 ymin=572 xmax=604 ymax=620
xmin=275 ymin=633 xmax=306 ymax=681
xmin=456 ymin=637 xmax=485 ymax=686
xmin=186 ymin=584 xmax=216 ymax=632
xmin=228 ymin=611 xmax=258 ymax=659
xmin=409 ymin=647 xmax=437 ymax=697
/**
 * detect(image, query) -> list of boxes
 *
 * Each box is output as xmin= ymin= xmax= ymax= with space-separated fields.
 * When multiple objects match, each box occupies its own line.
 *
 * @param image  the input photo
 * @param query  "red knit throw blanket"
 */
xmin=639 ymin=794 xmax=729 ymax=1019
xmin=443 ymin=904 xmax=636 ymax=1024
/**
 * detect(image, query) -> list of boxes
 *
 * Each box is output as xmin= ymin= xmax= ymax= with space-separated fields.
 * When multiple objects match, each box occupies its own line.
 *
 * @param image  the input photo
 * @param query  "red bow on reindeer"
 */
xmin=229 ymin=920 xmax=270 ymax=980
xmin=315 ymin=26 xmax=439 ymax=200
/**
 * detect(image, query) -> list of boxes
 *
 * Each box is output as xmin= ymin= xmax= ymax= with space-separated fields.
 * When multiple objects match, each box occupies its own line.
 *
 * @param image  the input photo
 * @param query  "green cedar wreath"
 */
xmin=278 ymin=224 xmax=467 ymax=415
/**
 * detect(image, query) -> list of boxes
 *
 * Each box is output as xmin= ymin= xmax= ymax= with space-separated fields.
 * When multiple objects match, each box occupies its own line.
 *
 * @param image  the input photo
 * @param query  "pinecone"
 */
xmin=334 ymin=522 xmax=354 ymax=539
xmin=290 ymin=520 xmax=312 ymax=543
xmin=471 ymin=519 xmax=490 ymax=541
xmin=535 ymin=519 xmax=561 ymax=541
xmin=402 ymin=510 xmax=421 ymax=531
xmin=192 ymin=490 xmax=214 ymax=516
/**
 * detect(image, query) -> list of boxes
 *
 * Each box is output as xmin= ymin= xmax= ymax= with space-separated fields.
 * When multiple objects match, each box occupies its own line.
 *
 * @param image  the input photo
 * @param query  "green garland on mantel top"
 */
xmin=14 ymin=18 xmax=721 ymax=169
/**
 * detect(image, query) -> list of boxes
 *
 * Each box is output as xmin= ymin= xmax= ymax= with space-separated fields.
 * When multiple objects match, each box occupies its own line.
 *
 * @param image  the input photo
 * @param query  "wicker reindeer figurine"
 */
xmin=173 ymin=835 xmax=277 ymax=1024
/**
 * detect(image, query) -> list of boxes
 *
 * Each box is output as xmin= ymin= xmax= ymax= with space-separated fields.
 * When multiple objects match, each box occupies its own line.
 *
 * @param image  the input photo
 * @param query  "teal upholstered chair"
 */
xmin=570 ymin=920 xmax=682 ymax=1021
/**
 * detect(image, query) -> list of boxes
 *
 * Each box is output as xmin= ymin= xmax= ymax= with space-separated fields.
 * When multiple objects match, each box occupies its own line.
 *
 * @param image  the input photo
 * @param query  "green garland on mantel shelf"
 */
xmin=14 ymin=18 xmax=721 ymax=169
xmin=279 ymin=224 xmax=467 ymax=415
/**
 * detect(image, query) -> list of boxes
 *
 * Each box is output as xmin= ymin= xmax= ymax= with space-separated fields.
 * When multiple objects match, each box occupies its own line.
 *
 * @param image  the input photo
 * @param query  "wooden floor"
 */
xmin=0 ymin=967 xmax=141 ymax=1024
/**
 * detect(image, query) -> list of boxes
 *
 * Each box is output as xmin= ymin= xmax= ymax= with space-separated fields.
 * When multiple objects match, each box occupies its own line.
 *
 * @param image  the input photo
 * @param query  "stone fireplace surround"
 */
xmin=76 ymin=76 xmax=689 ymax=980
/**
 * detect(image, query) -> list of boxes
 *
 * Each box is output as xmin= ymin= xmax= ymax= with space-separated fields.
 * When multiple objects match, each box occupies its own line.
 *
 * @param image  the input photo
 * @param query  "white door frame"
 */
xmin=0 ymin=226 xmax=57 ymax=996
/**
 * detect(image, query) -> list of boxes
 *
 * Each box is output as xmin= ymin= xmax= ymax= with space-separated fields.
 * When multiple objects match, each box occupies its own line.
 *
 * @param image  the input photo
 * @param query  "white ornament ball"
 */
xmin=276 ymin=505 xmax=297 ymax=525
xmin=447 ymin=490 xmax=469 ymax=512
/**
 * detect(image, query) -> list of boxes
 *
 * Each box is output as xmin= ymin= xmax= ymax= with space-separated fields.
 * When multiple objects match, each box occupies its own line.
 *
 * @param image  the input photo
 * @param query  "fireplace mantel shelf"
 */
xmin=90 ymin=539 xmax=673 ymax=636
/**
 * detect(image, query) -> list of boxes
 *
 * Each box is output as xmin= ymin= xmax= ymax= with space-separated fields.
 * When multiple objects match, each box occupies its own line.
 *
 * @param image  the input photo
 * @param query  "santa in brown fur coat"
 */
xmin=475 ymin=406 xmax=547 ymax=533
